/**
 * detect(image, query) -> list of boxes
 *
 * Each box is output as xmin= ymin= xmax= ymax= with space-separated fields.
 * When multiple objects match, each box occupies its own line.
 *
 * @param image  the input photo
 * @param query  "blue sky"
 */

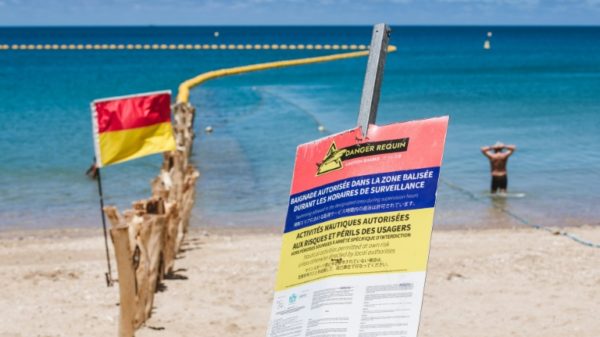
xmin=0 ymin=0 xmax=599 ymax=25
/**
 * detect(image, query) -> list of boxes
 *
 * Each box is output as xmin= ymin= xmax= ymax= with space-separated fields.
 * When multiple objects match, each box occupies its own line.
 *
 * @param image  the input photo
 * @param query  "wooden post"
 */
xmin=105 ymin=207 xmax=136 ymax=337
xmin=175 ymin=167 xmax=199 ymax=253
xmin=133 ymin=222 xmax=151 ymax=328
xmin=162 ymin=202 xmax=180 ymax=275
xmin=357 ymin=23 xmax=391 ymax=138
xmin=146 ymin=214 xmax=166 ymax=318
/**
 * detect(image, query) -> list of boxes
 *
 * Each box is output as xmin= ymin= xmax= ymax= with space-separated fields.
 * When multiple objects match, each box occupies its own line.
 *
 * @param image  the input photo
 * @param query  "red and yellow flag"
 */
xmin=91 ymin=90 xmax=176 ymax=167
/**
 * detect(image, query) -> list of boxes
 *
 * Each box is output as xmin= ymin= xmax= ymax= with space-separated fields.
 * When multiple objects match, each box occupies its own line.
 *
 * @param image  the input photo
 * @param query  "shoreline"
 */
xmin=1 ymin=225 xmax=599 ymax=336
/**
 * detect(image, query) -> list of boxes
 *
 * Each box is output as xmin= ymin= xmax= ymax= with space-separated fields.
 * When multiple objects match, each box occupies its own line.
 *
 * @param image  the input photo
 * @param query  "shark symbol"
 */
xmin=317 ymin=142 xmax=347 ymax=175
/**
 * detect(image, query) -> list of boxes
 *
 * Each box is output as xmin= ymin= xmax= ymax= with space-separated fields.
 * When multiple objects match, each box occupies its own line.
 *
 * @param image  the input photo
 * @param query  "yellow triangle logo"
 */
xmin=317 ymin=142 xmax=347 ymax=175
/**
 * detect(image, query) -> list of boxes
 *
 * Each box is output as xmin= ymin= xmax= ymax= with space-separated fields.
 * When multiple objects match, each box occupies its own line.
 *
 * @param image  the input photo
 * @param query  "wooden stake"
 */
xmin=105 ymin=207 xmax=136 ymax=337
xmin=146 ymin=215 xmax=166 ymax=319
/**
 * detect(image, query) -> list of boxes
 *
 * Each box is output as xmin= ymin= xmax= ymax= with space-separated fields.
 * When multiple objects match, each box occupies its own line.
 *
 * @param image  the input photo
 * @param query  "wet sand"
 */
xmin=0 ymin=225 xmax=599 ymax=337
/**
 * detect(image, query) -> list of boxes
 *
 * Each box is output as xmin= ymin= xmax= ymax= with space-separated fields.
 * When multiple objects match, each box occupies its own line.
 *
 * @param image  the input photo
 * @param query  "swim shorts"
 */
xmin=491 ymin=175 xmax=507 ymax=192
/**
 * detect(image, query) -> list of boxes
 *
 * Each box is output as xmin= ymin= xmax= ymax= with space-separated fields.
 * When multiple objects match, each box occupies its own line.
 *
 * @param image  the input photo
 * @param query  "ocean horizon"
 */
xmin=0 ymin=25 xmax=599 ymax=231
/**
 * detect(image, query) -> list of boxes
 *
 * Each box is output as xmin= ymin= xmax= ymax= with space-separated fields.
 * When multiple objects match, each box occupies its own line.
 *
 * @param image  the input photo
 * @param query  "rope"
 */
xmin=177 ymin=46 xmax=396 ymax=103
xmin=0 ymin=43 xmax=372 ymax=51
xmin=256 ymin=88 xmax=329 ymax=133
xmin=440 ymin=178 xmax=600 ymax=248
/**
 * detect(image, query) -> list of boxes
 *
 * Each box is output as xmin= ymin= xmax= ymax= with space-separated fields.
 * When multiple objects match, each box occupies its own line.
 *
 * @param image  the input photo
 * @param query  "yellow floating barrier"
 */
xmin=177 ymin=45 xmax=396 ymax=103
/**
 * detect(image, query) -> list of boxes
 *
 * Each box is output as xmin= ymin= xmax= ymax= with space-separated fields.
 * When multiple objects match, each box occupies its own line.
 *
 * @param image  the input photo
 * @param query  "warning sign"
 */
xmin=266 ymin=116 xmax=448 ymax=337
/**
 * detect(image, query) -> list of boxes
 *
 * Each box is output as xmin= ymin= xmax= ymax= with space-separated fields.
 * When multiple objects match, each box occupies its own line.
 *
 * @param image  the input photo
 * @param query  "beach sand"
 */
xmin=0 ymin=225 xmax=599 ymax=337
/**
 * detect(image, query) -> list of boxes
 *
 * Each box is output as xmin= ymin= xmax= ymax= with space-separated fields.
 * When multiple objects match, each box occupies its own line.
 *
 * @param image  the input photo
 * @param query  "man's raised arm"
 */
xmin=505 ymin=145 xmax=516 ymax=156
xmin=481 ymin=145 xmax=492 ymax=158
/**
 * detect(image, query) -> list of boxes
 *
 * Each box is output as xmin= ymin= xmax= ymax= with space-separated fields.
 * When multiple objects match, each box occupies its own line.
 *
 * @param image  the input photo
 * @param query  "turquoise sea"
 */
xmin=0 ymin=26 xmax=599 ymax=230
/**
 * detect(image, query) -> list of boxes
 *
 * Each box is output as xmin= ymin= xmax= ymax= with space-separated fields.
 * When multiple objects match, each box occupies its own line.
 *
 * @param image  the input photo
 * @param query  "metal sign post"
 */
xmin=357 ymin=23 xmax=391 ymax=138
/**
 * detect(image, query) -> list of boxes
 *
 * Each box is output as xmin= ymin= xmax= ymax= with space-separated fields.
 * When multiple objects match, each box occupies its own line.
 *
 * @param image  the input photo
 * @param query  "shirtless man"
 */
xmin=481 ymin=142 xmax=516 ymax=194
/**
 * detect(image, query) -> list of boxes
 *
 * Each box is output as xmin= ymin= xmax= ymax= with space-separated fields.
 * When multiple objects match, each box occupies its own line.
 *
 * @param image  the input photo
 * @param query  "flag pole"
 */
xmin=95 ymin=164 xmax=114 ymax=287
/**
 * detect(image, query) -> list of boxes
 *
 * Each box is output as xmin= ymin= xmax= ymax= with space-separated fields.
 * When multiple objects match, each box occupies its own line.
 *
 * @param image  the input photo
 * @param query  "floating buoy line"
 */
xmin=0 ymin=43 xmax=371 ymax=51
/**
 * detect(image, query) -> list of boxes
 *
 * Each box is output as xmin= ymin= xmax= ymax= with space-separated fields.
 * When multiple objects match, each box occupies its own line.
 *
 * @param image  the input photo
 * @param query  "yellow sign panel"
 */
xmin=275 ymin=208 xmax=434 ymax=291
